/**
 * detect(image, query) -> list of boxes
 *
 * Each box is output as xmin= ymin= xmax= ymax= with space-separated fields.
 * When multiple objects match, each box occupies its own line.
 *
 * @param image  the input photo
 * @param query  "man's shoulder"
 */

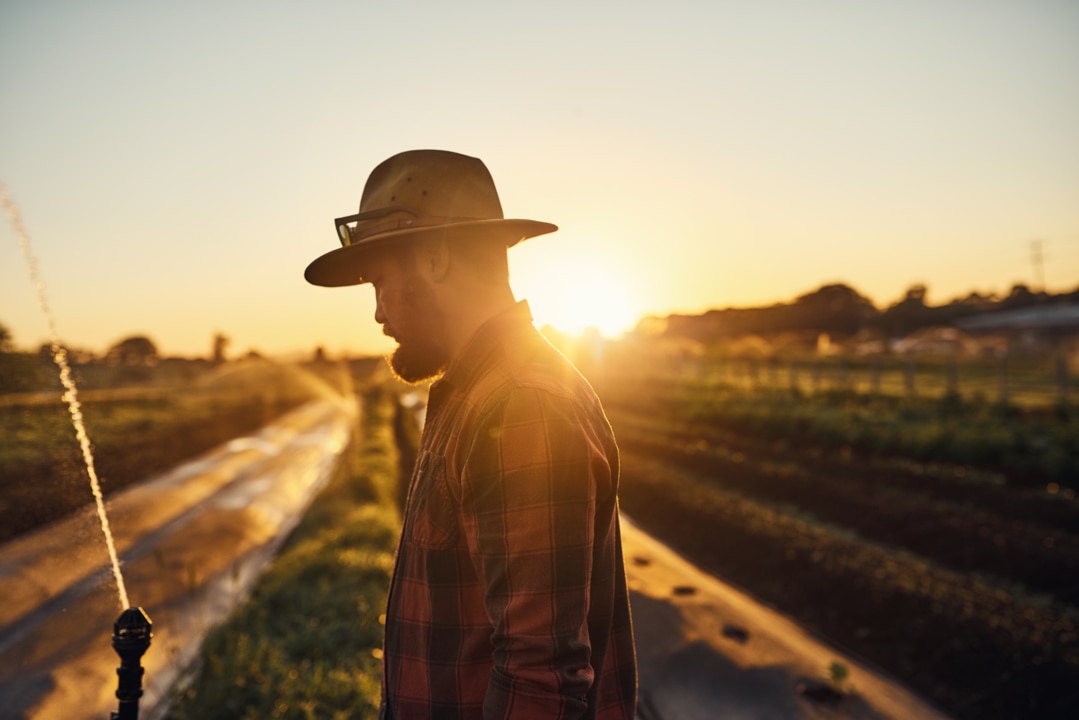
xmin=448 ymin=326 xmax=618 ymax=472
xmin=470 ymin=325 xmax=601 ymax=416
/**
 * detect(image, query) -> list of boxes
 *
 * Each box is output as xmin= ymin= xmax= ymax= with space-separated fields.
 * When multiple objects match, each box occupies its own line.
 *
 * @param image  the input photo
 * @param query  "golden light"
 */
xmin=525 ymin=262 xmax=640 ymax=339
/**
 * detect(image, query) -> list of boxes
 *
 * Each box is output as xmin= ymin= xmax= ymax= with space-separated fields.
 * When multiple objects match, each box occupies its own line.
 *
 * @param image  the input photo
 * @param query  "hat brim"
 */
xmin=304 ymin=218 xmax=557 ymax=287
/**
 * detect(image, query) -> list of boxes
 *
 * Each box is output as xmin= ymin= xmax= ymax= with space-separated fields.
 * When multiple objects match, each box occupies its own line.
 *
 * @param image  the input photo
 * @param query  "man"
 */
xmin=305 ymin=150 xmax=637 ymax=719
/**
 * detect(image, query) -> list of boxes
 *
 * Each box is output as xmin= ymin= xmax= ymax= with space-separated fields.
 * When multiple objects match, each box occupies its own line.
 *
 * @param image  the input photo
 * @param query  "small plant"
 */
xmin=827 ymin=660 xmax=854 ymax=696
xmin=795 ymin=661 xmax=854 ymax=704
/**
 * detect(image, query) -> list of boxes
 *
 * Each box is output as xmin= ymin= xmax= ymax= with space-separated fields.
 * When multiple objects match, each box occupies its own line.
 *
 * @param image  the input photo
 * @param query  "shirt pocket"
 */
xmin=404 ymin=452 xmax=459 ymax=550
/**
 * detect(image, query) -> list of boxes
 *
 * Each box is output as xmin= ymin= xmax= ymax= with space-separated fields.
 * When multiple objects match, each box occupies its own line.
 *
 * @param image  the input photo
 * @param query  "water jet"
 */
xmin=3 ymin=184 xmax=155 ymax=718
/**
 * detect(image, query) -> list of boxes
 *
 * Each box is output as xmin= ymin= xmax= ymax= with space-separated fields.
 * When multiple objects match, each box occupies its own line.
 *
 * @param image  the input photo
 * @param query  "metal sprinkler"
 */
xmin=110 ymin=607 xmax=153 ymax=720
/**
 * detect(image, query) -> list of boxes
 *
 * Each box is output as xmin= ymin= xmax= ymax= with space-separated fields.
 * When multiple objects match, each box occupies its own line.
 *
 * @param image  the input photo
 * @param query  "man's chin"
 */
xmin=387 ymin=347 xmax=445 ymax=385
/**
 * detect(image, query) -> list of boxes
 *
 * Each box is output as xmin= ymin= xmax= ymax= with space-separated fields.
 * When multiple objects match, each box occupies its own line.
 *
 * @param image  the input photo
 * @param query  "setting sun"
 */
xmin=524 ymin=262 xmax=640 ymax=338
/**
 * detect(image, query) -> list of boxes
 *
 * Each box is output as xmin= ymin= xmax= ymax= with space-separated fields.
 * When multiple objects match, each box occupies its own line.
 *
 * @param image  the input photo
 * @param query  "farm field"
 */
xmin=0 ymin=358 xmax=367 ymax=543
xmin=673 ymin=353 xmax=1077 ymax=410
xmin=5 ymin=341 xmax=1076 ymax=718
xmin=594 ymin=369 xmax=1079 ymax=720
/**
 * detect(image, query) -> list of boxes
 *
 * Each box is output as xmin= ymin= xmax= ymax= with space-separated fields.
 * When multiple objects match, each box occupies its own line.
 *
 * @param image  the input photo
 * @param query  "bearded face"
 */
xmin=381 ymin=268 xmax=450 ymax=384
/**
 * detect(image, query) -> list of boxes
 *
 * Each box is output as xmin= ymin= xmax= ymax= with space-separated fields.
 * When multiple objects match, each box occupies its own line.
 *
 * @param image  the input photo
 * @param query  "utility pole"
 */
xmin=1031 ymin=239 xmax=1046 ymax=292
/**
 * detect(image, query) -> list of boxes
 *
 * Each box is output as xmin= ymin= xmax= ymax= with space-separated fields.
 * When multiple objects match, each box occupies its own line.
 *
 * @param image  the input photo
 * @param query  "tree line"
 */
xmin=656 ymin=281 xmax=1079 ymax=345
xmin=0 ymin=323 xmax=237 ymax=394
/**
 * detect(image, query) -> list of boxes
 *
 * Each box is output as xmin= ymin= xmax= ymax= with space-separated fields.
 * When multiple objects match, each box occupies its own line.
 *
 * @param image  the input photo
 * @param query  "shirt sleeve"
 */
xmin=462 ymin=386 xmax=612 ymax=720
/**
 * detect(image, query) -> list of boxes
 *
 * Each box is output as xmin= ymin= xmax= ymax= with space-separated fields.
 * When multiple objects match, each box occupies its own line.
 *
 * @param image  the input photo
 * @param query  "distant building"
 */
xmin=890 ymin=327 xmax=981 ymax=357
xmin=957 ymin=304 xmax=1079 ymax=335
xmin=957 ymin=303 xmax=1079 ymax=358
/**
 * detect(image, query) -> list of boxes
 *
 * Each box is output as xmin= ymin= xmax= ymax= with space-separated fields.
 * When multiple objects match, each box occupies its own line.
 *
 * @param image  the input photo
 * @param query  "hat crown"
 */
xmin=360 ymin=150 xmax=504 ymax=221
xmin=305 ymin=149 xmax=557 ymax=287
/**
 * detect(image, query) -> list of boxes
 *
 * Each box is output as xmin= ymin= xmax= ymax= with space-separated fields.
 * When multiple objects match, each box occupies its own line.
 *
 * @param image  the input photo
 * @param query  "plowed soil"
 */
xmin=605 ymin=398 xmax=1079 ymax=719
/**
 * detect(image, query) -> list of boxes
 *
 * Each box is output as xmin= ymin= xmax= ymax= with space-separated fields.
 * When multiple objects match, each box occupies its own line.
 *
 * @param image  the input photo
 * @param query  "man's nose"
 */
xmin=374 ymin=296 xmax=386 ymax=325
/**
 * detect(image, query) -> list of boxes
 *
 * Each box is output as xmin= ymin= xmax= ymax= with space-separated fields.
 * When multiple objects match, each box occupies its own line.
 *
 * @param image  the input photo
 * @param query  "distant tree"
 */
xmin=0 ymin=324 xmax=51 ymax=392
xmin=953 ymin=291 xmax=997 ymax=307
xmin=212 ymin=333 xmax=230 ymax=364
xmin=663 ymin=282 xmax=878 ymax=343
xmin=1000 ymin=283 xmax=1042 ymax=310
xmin=0 ymin=353 xmax=49 ymax=392
xmin=903 ymin=284 xmax=928 ymax=304
xmin=789 ymin=283 xmax=877 ymax=337
xmin=876 ymin=284 xmax=935 ymax=338
xmin=106 ymin=335 xmax=159 ymax=366
xmin=313 ymin=345 xmax=327 ymax=363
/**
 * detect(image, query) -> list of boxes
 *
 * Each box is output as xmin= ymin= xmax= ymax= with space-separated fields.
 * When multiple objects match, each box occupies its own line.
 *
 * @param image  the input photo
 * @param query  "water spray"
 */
xmin=2 ymin=185 xmax=130 ymax=610
xmin=2 ymin=184 xmax=153 ymax=718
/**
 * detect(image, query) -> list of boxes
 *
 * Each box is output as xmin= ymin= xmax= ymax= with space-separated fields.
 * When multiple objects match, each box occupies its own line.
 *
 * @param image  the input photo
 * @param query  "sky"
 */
xmin=2 ymin=0 xmax=1077 ymax=358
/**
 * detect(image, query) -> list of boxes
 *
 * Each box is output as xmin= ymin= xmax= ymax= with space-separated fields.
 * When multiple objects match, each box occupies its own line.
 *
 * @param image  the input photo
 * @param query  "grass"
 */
xmin=165 ymin=384 xmax=407 ymax=720
xmin=0 ymin=359 xmax=338 ymax=542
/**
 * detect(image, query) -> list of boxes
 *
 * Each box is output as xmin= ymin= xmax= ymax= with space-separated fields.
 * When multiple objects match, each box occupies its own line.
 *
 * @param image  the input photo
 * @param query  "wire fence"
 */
xmin=600 ymin=348 xmax=1076 ymax=408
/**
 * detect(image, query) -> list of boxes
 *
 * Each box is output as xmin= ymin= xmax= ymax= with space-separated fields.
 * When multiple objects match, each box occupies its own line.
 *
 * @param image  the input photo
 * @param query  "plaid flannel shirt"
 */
xmin=381 ymin=301 xmax=637 ymax=720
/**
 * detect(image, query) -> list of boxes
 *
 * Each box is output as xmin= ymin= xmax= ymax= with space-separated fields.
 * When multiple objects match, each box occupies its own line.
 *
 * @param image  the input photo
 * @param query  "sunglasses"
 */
xmin=334 ymin=207 xmax=419 ymax=247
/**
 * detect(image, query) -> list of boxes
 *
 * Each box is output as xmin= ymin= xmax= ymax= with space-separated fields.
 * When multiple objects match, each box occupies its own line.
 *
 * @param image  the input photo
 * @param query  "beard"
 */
xmin=388 ymin=332 xmax=447 ymax=383
xmin=384 ymin=279 xmax=449 ymax=384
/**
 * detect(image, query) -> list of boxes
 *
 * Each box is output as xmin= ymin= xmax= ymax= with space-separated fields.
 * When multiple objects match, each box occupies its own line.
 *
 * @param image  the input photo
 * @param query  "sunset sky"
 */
xmin=2 ymin=1 xmax=1077 ymax=358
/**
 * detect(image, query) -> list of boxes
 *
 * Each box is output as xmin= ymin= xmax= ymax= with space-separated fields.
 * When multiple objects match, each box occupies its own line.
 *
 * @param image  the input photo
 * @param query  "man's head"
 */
xmin=365 ymin=233 xmax=525 ymax=382
xmin=305 ymin=150 xmax=556 ymax=382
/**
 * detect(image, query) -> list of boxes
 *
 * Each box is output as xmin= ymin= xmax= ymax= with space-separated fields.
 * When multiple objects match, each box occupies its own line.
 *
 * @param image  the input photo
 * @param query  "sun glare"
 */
xmin=528 ymin=263 xmax=639 ymax=339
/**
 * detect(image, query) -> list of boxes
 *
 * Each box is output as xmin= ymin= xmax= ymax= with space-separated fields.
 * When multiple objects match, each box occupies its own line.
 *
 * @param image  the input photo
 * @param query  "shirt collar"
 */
xmin=433 ymin=300 xmax=534 ymax=396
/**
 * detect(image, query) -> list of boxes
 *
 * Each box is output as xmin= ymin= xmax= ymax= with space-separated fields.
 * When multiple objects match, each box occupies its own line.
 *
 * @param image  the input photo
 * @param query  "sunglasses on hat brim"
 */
xmin=334 ymin=207 xmax=421 ymax=247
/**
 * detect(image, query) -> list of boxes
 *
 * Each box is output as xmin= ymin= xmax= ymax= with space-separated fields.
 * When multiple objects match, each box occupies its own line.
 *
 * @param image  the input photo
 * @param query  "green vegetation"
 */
xmin=598 ymin=372 xmax=1079 ymax=489
xmin=827 ymin=661 xmax=851 ymax=694
xmin=166 ymin=386 xmax=406 ymax=720
xmin=0 ymin=351 xmax=52 ymax=393
xmin=0 ymin=359 xmax=336 ymax=542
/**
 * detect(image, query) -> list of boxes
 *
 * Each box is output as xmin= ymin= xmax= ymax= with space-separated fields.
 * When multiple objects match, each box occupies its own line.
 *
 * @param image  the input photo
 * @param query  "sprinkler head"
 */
xmin=111 ymin=607 xmax=153 ymax=720
xmin=113 ymin=607 xmax=153 ymax=663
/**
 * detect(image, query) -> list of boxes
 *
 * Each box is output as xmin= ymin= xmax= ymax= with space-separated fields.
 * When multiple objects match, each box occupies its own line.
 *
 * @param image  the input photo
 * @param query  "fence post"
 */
xmin=905 ymin=359 xmax=916 ymax=397
xmin=998 ymin=352 xmax=1009 ymax=404
xmin=1057 ymin=352 xmax=1069 ymax=406
xmin=789 ymin=360 xmax=799 ymax=393
xmin=946 ymin=358 xmax=959 ymax=399
xmin=870 ymin=358 xmax=881 ymax=396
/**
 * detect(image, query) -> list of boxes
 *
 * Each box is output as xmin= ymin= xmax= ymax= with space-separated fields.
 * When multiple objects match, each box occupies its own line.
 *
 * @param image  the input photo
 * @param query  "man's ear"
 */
xmin=414 ymin=237 xmax=451 ymax=282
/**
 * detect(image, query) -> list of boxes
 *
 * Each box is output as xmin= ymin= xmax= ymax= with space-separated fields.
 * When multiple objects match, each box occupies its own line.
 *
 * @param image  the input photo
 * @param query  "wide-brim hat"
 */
xmin=304 ymin=149 xmax=558 ymax=287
